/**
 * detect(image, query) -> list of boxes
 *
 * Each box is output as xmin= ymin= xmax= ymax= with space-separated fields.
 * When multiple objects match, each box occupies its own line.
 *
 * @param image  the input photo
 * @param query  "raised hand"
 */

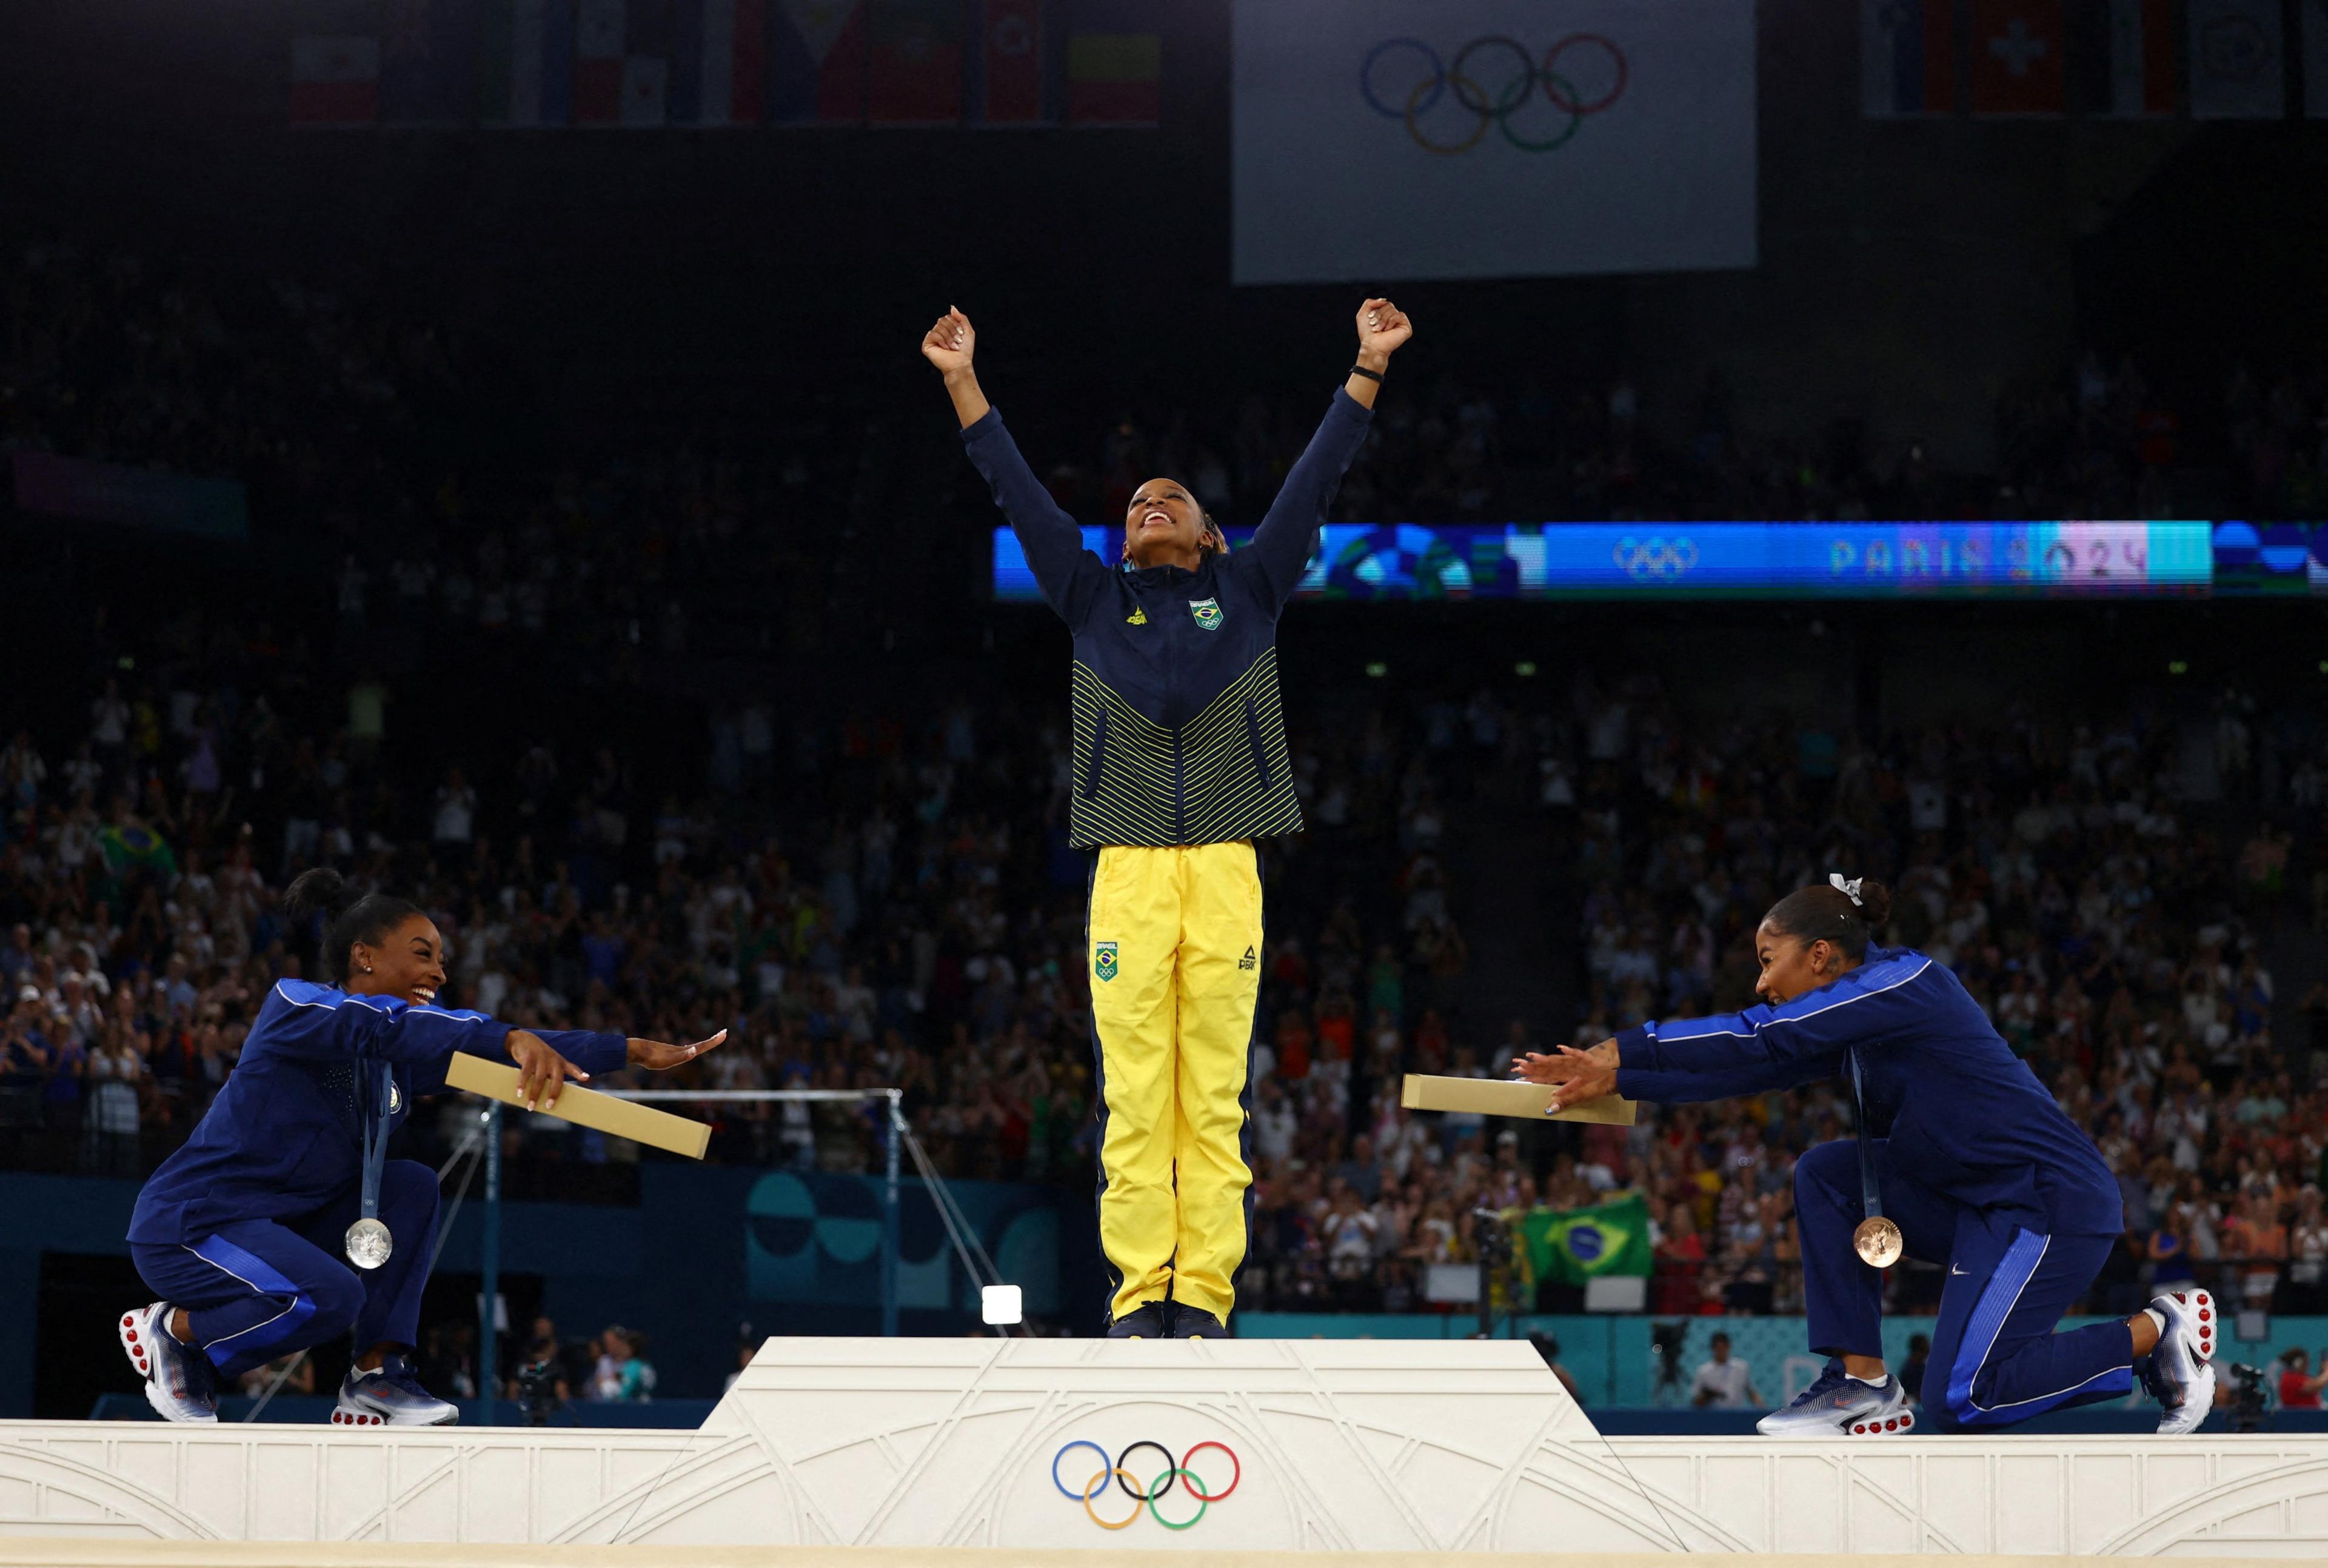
xmin=921 ymin=307 xmax=976 ymax=377
xmin=1356 ymin=297 xmax=1414 ymax=365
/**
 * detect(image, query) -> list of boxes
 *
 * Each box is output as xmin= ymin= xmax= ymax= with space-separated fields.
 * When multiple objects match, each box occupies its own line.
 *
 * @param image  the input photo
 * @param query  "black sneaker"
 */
xmin=1105 ymin=1301 xmax=1169 ymax=1338
xmin=1171 ymin=1308 xmax=1226 ymax=1338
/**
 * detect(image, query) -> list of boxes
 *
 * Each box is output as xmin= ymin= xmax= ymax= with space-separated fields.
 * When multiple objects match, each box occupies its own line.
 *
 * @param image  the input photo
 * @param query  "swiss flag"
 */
xmin=1970 ymin=0 xmax=2065 ymax=114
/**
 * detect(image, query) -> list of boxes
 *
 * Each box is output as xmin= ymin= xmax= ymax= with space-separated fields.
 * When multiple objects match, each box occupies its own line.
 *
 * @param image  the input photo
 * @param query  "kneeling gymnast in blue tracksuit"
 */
xmin=120 ymin=869 xmax=723 ymax=1425
xmin=1517 ymin=875 xmax=2219 ymax=1438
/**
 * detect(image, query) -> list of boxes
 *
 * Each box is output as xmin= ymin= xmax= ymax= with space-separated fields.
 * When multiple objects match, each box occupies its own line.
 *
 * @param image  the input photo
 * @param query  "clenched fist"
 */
xmin=921 ymin=307 xmax=976 ymax=377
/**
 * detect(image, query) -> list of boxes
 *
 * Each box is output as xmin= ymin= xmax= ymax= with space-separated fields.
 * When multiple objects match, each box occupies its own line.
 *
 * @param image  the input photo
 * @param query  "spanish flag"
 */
xmin=1066 ymin=29 xmax=1156 ymax=125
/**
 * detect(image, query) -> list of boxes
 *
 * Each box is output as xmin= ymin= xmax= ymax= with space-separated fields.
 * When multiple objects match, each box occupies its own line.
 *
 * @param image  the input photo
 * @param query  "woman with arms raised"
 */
xmin=925 ymin=300 xmax=1410 ymax=1336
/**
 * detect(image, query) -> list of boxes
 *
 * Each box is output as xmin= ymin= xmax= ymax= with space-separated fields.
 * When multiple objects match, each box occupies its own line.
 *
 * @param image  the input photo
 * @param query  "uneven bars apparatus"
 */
xmin=442 ymin=1060 xmax=1011 ymax=1369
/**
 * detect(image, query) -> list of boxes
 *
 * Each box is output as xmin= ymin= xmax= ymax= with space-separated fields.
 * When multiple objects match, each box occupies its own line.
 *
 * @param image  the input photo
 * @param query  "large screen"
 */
xmin=993 ymin=522 xmax=2327 ymax=601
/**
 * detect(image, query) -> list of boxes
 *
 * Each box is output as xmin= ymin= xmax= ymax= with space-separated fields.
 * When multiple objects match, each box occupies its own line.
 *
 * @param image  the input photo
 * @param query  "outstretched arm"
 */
xmin=1246 ymin=299 xmax=1412 ymax=604
xmin=1513 ymin=957 xmax=1934 ymax=1109
xmin=924 ymin=306 xmax=1106 ymax=629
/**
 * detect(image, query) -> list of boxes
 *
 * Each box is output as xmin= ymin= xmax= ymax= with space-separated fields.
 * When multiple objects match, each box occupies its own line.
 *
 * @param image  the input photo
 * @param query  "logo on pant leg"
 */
xmin=1094 ymin=941 xmax=1119 ymax=982
xmin=1239 ymin=946 xmax=1257 ymax=971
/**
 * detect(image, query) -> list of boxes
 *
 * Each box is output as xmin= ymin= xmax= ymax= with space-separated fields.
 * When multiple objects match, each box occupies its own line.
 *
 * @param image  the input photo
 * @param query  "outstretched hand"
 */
xmin=1510 ymin=1039 xmax=1619 ymax=1112
xmin=921 ymin=307 xmax=975 ymax=376
xmin=1356 ymin=297 xmax=1413 ymax=364
xmin=627 ymin=1027 xmax=728 ymax=1073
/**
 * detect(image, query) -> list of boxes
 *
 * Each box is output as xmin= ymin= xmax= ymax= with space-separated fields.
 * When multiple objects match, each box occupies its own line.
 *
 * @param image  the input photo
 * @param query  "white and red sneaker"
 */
xmin=1755 ymin=1361 xmax=1916 ymax=1438
xmin=2145 ymin=1287 xmax=2217 ymax=1436
xmin=333 ymin=1352 xmax=458 ymax=1427
xmin=119 ymin=1303 xmax=217 ymax=1424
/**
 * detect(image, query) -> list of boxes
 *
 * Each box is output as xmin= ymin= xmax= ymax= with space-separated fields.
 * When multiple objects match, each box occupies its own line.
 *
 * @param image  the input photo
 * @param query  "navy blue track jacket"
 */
xmin=129 ymin=980 xmax=624 ymax=1245
xmin=1613 ymin=947 xmax=2121 ymax=1236
xmin=964 ymin=389 xmax=1372 ymax=849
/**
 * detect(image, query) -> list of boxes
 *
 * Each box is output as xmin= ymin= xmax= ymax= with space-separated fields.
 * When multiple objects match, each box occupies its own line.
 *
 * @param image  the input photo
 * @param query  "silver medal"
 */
xmin=345 ymin=1217 xmax=394 ymax=1270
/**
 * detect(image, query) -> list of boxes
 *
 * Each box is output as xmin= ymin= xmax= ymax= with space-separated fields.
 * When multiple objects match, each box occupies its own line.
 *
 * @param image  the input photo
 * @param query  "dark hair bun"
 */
xmin=1855 ymin=878 xmax=1893 ymax=929
xmin=284 ymin=866 xmax=358 ymax=923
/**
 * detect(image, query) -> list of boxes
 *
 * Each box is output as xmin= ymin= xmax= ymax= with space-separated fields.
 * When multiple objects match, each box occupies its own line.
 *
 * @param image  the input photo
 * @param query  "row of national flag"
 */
xmin=1864 ymin=0 xmax=2328 ymax=118
xmin=289 ymin=0 xmax=1160 ymax=128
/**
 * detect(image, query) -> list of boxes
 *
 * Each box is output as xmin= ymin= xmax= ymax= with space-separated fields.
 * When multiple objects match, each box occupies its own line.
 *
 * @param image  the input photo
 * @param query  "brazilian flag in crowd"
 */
xmin=1518 ymin=1193 xmax=1653 ymax=1287
xmin=98 ymin=821 xmax=178 ymax=881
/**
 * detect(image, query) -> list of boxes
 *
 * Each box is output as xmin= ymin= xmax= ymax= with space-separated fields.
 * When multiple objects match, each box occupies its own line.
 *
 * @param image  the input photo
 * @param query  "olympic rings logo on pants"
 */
xmin=1050 ymin=1440 xmax=1240 ymax=1530
xmin=1360 ymin=35 xmax=1628 ymax=155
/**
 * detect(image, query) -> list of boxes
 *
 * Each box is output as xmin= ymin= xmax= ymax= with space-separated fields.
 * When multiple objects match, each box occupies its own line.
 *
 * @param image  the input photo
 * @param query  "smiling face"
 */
xmin=1753 ymin=921 xmax=1852 ymax=1007
xmin=1123 ymin=477 xmax=1216 ymax=570
xmin=350 ymin=912 xmax=449 ymax=1007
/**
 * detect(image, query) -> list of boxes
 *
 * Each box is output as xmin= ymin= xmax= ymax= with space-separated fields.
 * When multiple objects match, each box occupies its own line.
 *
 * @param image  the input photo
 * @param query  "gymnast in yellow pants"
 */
xmin=923 ymin=297 xmax=1414 ymax=1335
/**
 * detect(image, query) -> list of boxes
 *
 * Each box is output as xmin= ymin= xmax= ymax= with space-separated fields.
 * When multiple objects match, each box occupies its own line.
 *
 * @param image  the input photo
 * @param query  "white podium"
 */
xmin=2 ymin=1337 xmax=2325 ymax=1556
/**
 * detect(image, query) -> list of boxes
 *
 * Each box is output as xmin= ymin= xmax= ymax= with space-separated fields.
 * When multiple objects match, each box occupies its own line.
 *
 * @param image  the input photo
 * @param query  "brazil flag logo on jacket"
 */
xmin=1094 ymin=941 xmax=1119 ymax=982
xmin=1188 ymin=597 xmax=1223 ymax=631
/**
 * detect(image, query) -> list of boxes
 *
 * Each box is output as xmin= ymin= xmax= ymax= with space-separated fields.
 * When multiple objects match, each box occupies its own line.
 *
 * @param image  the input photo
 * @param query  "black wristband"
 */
xmin=1347 ymin=364 xmax=1383 ymax=384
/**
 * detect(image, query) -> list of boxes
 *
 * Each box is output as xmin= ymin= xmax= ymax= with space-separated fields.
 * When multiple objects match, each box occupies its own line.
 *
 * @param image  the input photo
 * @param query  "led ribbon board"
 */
xmin=994 ymin=521 xmax=2328 ymax=601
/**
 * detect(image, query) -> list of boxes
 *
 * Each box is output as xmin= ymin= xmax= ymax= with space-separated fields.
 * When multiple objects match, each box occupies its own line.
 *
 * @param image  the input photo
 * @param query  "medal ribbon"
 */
xmin=358 ymin=1058 xmax=393 ymax=1226
xmin=1845 ymin=1045 xmax=1885 ymax=1227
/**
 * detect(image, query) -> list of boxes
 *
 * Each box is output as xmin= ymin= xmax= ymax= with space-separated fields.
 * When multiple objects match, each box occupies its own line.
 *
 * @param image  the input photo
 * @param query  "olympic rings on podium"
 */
xmin=1114 ymin=1440 xmax=1178 ymax=1500
xmin=1080 ymin=1467 xmax=1145 ymax=1530
xmin=1145 ymin=1467 xmax=1209 ymax=1530
xmin=1051 ymin=1440 xmax=1112 ymax=1500
xmin=1182 ymin=1440 xmax=1241 ymax=1500
xmin=1360 ymin=34 xmax=1629 ymax=156
xmin=1051 ymin=1440 xmax=1242 ymax=1529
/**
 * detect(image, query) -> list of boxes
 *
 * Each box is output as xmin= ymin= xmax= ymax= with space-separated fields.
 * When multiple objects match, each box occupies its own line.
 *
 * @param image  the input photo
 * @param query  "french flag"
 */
xmin=671 ymin=0 xmax=768 ymax=124
xmin=1861 ymin=0 xmax=1955 ymax=116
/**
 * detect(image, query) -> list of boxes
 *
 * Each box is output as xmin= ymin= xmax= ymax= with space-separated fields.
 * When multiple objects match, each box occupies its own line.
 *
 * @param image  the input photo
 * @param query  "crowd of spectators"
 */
xmin=4 ymin=235 xmax=2326 ymax=1344
xmin=1242 ymin=671 xmax=2328 ymax=1321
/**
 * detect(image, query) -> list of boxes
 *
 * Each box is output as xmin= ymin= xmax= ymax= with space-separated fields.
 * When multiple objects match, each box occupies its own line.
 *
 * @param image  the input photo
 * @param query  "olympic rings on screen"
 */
xmin=1542 ymin=33 xmax=1628 ymax=115
xmin=1051 ymin=1440 xmax=1242 ymax=1529
xmin=1080 ymin=1467 xmax=1145 ymax=1530
xmin=1612 ymin=536 xmax=1701 ymax=581
xmin=1359 ymin=34 xmax=1629 ymax=156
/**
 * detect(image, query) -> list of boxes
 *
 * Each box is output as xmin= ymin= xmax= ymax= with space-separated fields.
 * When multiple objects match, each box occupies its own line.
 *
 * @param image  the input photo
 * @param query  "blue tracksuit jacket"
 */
xmin=1613 ymin=946 xmax=2121 ymax=1236
xmin=963 ymin=389 xmax=1372 ymax=848
xmin=128 ymin=980 xmax=624 ymax=1246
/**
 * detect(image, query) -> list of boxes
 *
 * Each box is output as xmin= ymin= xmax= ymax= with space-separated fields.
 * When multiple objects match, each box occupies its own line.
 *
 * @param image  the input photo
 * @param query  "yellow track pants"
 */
xmin=1087 ymin=841 xmax=1262 ymax=1323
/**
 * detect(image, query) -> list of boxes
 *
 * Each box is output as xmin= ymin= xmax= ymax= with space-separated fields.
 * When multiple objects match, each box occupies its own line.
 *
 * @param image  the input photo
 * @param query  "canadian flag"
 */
xmin=288 ymin=35 xmax=381 ymax=125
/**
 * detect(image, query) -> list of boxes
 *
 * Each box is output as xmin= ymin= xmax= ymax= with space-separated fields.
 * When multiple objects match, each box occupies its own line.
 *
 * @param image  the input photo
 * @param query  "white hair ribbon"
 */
xmin=1828 ymin=873 xmax=1864 ymax=907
